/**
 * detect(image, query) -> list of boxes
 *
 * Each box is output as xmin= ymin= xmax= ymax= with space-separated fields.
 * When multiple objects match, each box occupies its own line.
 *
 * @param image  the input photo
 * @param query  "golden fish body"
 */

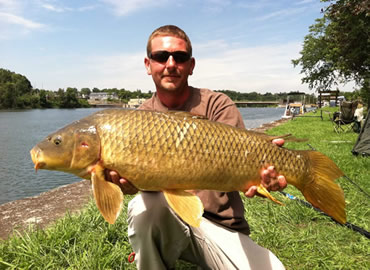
xmin=30 ymin=109 xmax=346 ymax=226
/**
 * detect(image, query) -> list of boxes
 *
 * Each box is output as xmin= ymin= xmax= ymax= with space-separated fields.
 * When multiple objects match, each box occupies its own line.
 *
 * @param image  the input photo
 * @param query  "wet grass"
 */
xmin=0 ymin=108 xmax=369 ymax=269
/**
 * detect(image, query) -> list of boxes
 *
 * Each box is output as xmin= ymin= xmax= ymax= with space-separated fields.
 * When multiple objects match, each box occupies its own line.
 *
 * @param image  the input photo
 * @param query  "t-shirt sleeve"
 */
xmin=204 ymin=92 xmax=245 ymax=129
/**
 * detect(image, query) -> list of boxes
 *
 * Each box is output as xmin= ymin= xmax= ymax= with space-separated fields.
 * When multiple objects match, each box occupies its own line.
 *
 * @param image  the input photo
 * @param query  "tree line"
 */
xmin=0 ymin=68 xmax=152 ymax=109
xmin=0 ymin=67 xmax=363 ymax=110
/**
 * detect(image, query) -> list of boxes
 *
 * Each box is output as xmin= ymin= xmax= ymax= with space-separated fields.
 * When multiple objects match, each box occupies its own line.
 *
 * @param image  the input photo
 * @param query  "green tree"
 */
xmin=0 ymin=68 xmax=33 ymax=109
xmin=292 ymin=0 xmax=370 ymax=107
xmin=0 ymin=82 xmax=16 ymax=108
xmin=39 ymin=89 xmax=53 ymax=108
xmin=60 ymin=87 xmax=80 ymax=108
xmin=80 ymin=87 xmax=91 ymax=98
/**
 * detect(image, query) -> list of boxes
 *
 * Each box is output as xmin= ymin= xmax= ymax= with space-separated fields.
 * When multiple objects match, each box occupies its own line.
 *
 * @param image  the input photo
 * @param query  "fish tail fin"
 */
xmin=91 ymin=164 xmax=123 ymax=224
xmin=299 ymin=151 xmax=346 ymax=224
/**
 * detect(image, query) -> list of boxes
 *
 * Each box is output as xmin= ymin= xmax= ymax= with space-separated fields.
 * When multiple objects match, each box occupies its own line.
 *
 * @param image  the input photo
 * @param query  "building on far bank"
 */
xmin=89 ymin=92 xmax=119 ymax=103
xmin=126 ymin=98 xmax=147 ymax=108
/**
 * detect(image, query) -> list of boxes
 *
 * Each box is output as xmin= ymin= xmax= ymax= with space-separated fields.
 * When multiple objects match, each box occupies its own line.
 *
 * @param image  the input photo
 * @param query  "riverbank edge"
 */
xmin=0 ymin=117 xmax=290 ymax=240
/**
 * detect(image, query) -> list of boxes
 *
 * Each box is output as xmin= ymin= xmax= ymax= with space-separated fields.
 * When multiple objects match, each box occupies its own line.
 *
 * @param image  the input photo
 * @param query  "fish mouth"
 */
xmin=34 ymin=161 xmax=46 ymax=171
xmin=30 ymin=147 xmax=46 ymax=172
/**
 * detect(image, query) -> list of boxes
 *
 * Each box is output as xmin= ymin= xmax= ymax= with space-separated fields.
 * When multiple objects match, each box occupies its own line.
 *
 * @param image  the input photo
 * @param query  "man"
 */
xmin=109 ymin=25 xmax=287 ymax=269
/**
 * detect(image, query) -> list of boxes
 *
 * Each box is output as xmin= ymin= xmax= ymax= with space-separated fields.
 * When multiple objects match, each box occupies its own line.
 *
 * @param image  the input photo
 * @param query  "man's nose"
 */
xmin=166 ymin=55 xmax=176 ymax=67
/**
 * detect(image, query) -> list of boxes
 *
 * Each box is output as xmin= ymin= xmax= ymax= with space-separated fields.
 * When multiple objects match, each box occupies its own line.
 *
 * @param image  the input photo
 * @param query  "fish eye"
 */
xmin=54 ymin=136 xmax=62 ymax=146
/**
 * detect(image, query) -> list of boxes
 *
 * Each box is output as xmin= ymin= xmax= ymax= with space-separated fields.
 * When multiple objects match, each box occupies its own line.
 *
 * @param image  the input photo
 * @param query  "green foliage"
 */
xmin=80 ymin=88 xmax=91 ymax=98
xmin=38 ymin=90 xmax=53 ymax=108
xmin=216 ymin=90 xmax=317 ymax=104
xmin=293 ymin=0 xmax=370 ymax=106
xmin=0 ymin=69 xmax=33 ymax=109
xmin=59 ymin=88 xmax=81 ymax=108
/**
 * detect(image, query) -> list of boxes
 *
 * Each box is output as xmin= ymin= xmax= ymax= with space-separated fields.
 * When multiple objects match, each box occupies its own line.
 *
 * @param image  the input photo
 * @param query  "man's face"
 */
xmin=145 ymin=36 xmax=195 ymax=93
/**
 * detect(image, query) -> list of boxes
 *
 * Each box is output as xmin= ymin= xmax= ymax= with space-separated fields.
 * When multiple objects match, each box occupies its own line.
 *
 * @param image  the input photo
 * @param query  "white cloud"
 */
xmin=77 ymin=5 xmax=98 ymax=12
xmin=22 ymin=41 xmax=356 ymax=93
xmin=0 ymin=0 xmax=46 ymax=39
xmin=41 ymin=3 xmax=65 ymax=12
xmin=190 ymin=41 xmax=310 ymax=92
xmin=295 ymin=0 xmax=315 ymax=5
xmin=83 ymin=52 xmax=152 ymax=90
xmin=40 ymin=2 xmax=97 ymax=13
xmin=256 ymin=7 xmax=306 ymax=21
xmin=102 ymin=0 xmax=168 ymax=16
xmin=29 ymin=51 xmax=153 ymax=91
xmin=202 ymin=0 xmax=232 ymax=13
xmin=0 ymin=0 xmax=20 ymax=11
xmin=0 ymin=12 xmax=44 ymax=29
xmin=32 ymin=42 xmax=310 ymax=93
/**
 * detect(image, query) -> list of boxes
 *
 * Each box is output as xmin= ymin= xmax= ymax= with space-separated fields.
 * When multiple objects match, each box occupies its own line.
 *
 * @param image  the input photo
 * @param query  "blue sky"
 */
xmin=0 ymin=0 xmax=355 ymax=93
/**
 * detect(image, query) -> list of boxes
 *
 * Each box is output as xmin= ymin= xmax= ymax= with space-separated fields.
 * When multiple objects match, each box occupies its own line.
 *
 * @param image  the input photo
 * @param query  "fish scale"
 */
xmin=97 ymin=110 xmax=303 ymax=190
xmin=30 ymin=109 xmax=346 ymax=226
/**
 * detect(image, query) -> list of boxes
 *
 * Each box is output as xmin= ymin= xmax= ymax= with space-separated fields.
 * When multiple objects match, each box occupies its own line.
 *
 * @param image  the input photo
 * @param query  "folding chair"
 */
xmin=331 ymin=101 xmax=359 ymax=133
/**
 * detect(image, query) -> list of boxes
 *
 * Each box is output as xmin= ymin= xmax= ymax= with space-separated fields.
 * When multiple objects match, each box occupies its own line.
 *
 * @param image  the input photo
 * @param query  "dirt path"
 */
xmin=0 ymin=180 xmax=92 ymax=240
xmin=0 ymin=118 xmax=289 ymax=240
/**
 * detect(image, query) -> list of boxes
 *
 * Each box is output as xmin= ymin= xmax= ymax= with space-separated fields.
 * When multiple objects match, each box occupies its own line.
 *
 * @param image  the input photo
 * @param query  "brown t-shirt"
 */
xmin=139 ymin=87 xmax=250 ymax=235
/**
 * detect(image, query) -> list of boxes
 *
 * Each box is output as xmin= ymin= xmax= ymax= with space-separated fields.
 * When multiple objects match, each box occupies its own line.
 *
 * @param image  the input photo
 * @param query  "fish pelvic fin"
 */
xmin=300 ymin=151 xmax=346 ymax=224
xmin=163 ymin=190 xmax=204 ymax=227
xmin=257 ymin=185 xmax=284 ymax=205
xmin=91 ymin=164 xmax=123 ymax=224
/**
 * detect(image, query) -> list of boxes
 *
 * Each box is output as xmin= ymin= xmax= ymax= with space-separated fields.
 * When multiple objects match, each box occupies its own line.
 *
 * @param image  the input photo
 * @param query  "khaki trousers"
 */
xmin=128 ymin=192 xmax=285 ymax=270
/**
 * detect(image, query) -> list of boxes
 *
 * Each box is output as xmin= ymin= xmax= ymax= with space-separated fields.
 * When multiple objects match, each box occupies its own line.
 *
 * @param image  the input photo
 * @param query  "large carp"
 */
xmin=30 ymin=109 xmax=346 ymax=226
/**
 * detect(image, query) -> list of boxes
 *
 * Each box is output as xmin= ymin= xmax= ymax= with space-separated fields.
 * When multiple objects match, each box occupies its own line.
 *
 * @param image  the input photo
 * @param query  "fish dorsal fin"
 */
xmin=91 ymin=164 xmax=123 ymax=224
xmin=163 ymin=190 xmax=204 ymax=227
xmin=247 ymin=131 xmax=308 ymax=143
xmin=271 ymin=134 xmax=308 ymax=143
xmin=165 ymin=111 xmax=208 ymax=120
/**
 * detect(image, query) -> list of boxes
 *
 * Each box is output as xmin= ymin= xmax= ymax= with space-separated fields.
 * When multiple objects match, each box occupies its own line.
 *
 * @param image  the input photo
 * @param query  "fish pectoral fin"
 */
xmin=257 ymin=185 xmax=284 ymax=206
xmin=163 ymin=190 xmax=204 ymax=227
xmin=91 ymin=165 xmax=123 ymax=224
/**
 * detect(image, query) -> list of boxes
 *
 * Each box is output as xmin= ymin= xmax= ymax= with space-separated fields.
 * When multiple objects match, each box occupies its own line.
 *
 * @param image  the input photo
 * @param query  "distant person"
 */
xmin=354 ymin=101 xmax=364 ymax=132
xmin=108 ymin=25 xmax=287 ymax=269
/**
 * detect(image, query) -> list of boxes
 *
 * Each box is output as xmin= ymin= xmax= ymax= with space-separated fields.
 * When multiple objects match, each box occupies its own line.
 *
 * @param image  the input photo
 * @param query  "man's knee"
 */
xmin=128 ymin=192 xmax=172 ymax=232
xmin=127 ymin=192 xmax=191 ymax=240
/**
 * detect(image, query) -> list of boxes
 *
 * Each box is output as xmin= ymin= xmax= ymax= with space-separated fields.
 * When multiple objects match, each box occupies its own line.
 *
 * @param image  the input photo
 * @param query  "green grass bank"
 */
xmin=1 ymin=108 xmax=369 ymax=269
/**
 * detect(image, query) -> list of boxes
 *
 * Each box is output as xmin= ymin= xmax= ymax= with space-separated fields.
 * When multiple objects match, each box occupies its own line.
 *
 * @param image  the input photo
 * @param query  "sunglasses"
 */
xmin=149 ymin=51 xmax=191 ymax=63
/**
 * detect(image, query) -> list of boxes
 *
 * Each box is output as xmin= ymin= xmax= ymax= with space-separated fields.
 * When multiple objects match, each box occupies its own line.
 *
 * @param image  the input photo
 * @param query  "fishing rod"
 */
xmin=307 ymin=143 xmax=370 ymax=199
xmin=287 ymin=143 xmax=370 ymax=238
xmin=279 ymin=191 xmax=370 ymax=239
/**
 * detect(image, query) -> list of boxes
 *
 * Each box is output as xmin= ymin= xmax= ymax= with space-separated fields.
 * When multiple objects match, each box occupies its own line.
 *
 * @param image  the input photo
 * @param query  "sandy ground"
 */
xmin=0 ymin=181 xmax=92 ymax=240
xmin=0 ymin=118 xmax=289 ymax=240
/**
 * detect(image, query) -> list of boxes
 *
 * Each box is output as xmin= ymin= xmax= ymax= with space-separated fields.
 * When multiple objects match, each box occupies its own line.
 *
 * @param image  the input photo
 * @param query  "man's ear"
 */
xmin=189 ymin=57 xmax=195 ymax=75
xmin=144 ymin=57 xmax=151 ymax=75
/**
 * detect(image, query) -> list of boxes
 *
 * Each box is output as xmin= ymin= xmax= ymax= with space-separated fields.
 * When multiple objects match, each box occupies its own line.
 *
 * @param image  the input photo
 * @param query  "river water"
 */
xmin=0 ymin=107 xmax=284 ymax=205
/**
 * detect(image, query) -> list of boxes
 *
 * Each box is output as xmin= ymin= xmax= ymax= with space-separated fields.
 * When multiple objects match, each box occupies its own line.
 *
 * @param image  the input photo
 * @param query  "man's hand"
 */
xmin=244 ymin=138 xmax=287 ymax=198
xmin=105 ymin=170 xmax=139 ymax=195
